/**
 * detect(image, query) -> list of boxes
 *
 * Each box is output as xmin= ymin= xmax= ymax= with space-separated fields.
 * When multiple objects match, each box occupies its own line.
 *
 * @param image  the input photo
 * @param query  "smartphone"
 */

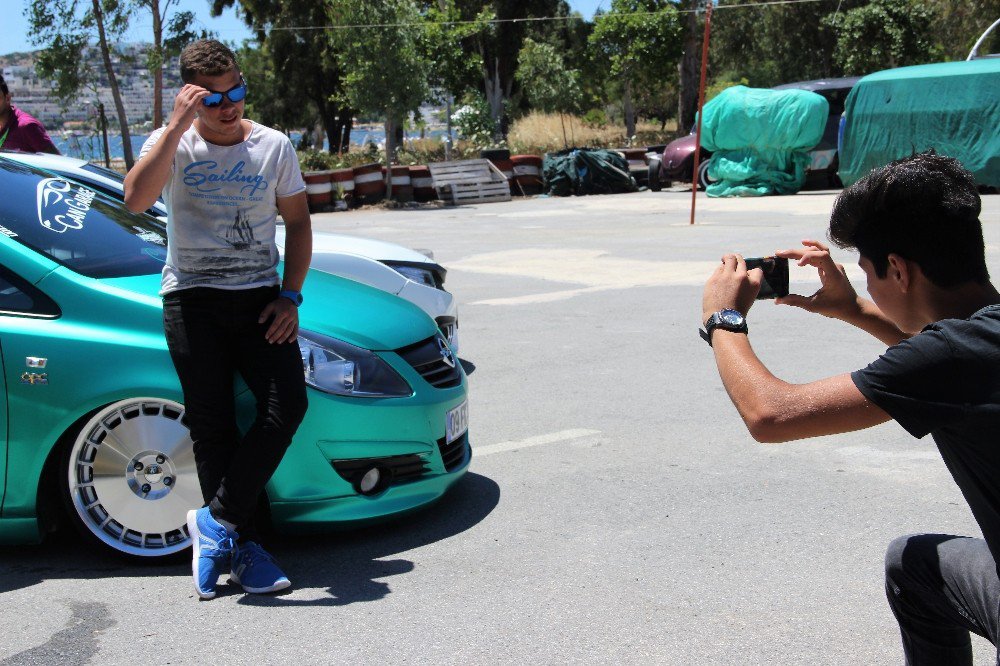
xmin=744 ymin=256 xmax=789 ymax=299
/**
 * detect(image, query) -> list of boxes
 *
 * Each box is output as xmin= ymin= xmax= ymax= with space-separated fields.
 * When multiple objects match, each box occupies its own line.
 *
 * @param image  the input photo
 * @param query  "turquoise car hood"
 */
xmin=101 ymin=267 xmax=438 ymax=352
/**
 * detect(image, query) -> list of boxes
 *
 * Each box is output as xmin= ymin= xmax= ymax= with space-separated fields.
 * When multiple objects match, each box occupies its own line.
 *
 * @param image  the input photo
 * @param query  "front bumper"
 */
xmin=260 ymin=359 xmax=470 ymax=531
xmin=270 ymin=435 xmax=470 ymax=532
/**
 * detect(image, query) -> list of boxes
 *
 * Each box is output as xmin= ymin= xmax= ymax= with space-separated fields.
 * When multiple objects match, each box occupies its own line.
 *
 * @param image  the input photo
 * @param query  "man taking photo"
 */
xmin=702 ymin=151 xmax=1000 ymax=664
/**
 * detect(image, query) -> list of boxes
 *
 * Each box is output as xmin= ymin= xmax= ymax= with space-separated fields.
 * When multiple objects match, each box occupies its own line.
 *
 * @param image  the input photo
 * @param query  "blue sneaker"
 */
xmin=230 ymin=541 xmax=291 ymax=594
xmin=186 ymin=507 xmax=238 ymax=600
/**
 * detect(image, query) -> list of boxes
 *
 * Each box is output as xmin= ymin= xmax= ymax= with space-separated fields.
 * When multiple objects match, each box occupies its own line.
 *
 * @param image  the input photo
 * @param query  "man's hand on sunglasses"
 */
xmin=169 ymin=84 xmax=211 ymax=132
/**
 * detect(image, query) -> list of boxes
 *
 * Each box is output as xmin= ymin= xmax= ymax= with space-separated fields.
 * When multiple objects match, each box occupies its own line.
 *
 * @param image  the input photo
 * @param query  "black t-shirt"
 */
xmin=852 ymin=305 xmax=1000 ymax=565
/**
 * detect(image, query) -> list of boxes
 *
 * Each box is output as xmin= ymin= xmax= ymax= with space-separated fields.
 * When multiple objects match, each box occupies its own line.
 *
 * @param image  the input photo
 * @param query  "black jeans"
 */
xmin=885 ymin=534 xmax=1000 ymax=665
xmin=163 ymin=286 xmax=307 ymax=542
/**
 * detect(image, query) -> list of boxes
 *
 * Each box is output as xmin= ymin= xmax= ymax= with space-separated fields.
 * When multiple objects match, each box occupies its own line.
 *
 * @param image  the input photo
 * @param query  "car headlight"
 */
xmin=298 ymin=330 xmax=412 ymax=397
xmin=386 ymin=263 xmax=438 ymax=288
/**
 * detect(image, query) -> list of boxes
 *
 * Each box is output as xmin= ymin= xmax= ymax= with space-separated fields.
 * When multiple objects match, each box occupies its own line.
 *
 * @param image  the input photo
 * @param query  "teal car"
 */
xmin=0 ymin=156 xmax=470 ymax=558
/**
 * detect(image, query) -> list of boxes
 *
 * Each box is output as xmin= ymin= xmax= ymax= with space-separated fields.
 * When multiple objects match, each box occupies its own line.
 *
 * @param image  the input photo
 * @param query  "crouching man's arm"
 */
xmin=704 ymin=253 xmax=891 ymax=443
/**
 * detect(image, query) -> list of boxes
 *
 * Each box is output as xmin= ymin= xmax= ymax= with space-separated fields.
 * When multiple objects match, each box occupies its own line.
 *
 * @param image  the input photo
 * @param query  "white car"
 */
xmin=2 ymin=151 xmax=459 ymax=350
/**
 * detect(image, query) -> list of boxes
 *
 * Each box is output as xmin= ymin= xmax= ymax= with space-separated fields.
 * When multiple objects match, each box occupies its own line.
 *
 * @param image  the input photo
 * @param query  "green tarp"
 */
xmin=700 ymin=85 xmax=828 ymax=197
xmin=543 ymin=149 xmax=638 ymax=196
xmin=839 ymin=59 xmax=1000 ymax=188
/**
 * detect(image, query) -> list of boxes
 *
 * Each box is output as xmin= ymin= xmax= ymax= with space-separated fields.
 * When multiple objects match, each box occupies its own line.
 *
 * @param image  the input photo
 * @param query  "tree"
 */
xmin=515 ymin=37 xmax=582 ymax=147
xmin=824 ymin=0 xmax=940 ymax=73
xmin=28 ymin=0 xmax=136 ymax=169
xmin=329 ymin=0 xmax=431 ymax=191
xmin=589 ymin=0 xmax=683 ymax=138
xmin=137 ymin=2 xmax=208 ymax=130
xmin=236 ymin=41 xmax=311 ymax=137
xmin=442 ymin=0 xmax=572 ymax=139
xmin=676 ymin=1 xmax=701 ymax=134
xmin=709 ymin=0 xmax=857 ymax=95
xmin=926 ymin=0 xmax=1000 ymax=61
xmin=213 ymin=0 xmax=354 ymax=153
xmin=418 ymin=0 xmax=488 ymax=102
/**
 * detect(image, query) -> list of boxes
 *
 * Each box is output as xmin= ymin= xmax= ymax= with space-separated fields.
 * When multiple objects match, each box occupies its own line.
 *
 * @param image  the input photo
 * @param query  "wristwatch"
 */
xmin=279 ymin=289 xmax=303 ymax=307
xmin=700 ymin=308 xmax=748 ymax=346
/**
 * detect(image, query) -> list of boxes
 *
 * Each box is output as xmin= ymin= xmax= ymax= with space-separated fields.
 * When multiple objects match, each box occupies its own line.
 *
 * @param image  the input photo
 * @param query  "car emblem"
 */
xmin=26 ymin=357 xmax=47 ymax=368
xmin=21 ymin=372 xmax=48 ymax=385
xmin=436 ymin=336 xmax=456 ymax=369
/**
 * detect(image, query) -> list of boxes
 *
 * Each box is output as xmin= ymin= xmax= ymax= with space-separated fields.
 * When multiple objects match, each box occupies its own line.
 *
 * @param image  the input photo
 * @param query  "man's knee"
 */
xmin=260 ymin=386 xmax=308 ymax=439
xmin=885 ymin=534 xmax=970 ymax=591
xmin=282 ymin=390 xmax=308 ymax=433
xmin=885 ymin=534 xmax=919 ymax=580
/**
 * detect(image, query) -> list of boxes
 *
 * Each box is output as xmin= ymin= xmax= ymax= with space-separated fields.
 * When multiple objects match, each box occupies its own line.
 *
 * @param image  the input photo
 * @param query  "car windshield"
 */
xmin=80 ymin=162 xmax=166 ymax=208
xmin=0 ymin=158 xmax=167 ymax=278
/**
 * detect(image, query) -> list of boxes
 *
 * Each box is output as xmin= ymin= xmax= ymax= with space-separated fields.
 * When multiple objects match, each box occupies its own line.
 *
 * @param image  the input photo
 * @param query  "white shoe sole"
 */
xmin=187 ymin=509 xmax=216 ymax=600
xmin=229 ymin=573 xmax=291 ymax=594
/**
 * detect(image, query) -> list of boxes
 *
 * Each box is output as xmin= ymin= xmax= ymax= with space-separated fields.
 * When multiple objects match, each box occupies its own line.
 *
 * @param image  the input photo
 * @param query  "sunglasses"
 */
xmin=202 ymin=78 xmax=247 ymax=107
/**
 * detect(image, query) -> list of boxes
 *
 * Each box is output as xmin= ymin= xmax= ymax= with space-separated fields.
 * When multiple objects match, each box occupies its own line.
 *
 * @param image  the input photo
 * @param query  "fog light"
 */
xmin=356 ymin=466 xmax=389 ymax=495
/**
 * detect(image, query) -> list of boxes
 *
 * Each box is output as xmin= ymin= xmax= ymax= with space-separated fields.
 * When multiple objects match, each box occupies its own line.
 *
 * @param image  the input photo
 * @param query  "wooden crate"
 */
xmin=428 ymin=159 xmax=512 ymax=205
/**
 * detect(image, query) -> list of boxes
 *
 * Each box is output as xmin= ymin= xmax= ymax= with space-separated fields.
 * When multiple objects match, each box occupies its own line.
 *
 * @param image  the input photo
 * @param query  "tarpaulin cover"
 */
xmin=839 ymin=59 xmax=1000 ymax=188
xmin=543 ymin=148 xmax=637 ymax=196
xmin=699 ymin=85 xmax=828 ymax=197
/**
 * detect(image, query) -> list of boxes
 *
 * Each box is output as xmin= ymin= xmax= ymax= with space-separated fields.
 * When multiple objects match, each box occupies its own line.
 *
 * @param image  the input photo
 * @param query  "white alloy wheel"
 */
xmin=65 ymin=398 xmax=200 ymax=557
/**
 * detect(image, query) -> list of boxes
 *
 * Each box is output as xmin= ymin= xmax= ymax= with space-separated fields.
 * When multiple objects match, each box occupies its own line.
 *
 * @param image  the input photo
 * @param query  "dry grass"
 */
xmin=298 ymin=112 xmax=682 ymax=172
xmin=508 ymin=112 xmax=678 ymax=153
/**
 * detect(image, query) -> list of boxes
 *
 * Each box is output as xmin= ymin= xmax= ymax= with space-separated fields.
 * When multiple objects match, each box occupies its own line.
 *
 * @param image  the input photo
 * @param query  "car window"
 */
xmin=80 ymin=162 xmax=128 ymax=183
xmin=0 ymin=159 xmax=168 ymax=279
xmin=57 ymin=170 xmax=163 ymax=218
xmin=0 ymin=266 xmax=60 ymax=318
xmin=80 ymin=163 xmax=166 ymax=210
xmin=819 ymin=88 xmax=851 ymax=117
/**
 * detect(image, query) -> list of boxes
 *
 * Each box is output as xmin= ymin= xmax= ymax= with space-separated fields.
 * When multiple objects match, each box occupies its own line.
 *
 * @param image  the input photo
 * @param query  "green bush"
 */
xmin=297 ymin=150 xmax=337 ymax=172
xmin=582 ymin=108 xmax=609 ymax=128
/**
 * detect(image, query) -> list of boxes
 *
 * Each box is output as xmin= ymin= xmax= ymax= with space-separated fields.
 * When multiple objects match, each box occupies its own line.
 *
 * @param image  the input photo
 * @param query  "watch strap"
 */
xmin=279 ymin=289 xmax=302 ymax=306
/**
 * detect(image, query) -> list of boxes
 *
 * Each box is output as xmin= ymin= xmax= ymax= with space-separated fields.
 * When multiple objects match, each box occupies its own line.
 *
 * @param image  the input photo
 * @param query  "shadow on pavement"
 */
xmin=237 ymin=471 xmax=500 ymax=606
xmin=0 ymin=472 xmax=499 ymax=605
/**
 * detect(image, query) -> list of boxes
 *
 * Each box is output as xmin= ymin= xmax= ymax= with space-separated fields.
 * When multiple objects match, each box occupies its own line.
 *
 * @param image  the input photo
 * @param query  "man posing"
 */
xmin=702 ymin=152 xmax=1000 ymax=664
xmin=0 ymin=74 xmax=59 ymax=154
xmin=124 ymin=39 xmax=312 ymax=599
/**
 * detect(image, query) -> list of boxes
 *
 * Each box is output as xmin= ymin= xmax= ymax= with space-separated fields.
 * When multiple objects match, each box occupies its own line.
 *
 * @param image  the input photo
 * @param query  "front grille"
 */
xmin=437 ymin=432 xmax=469 ymax=472
xmin=396 ymin=334 xmax=462 ymax=389
xmin=331 ymin=454 xmax=429 ymax=486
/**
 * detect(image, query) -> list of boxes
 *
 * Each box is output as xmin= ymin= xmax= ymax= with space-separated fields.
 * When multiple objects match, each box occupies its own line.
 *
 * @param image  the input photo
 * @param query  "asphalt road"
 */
xmin=2 ymin=189 xmax=999 ymax=664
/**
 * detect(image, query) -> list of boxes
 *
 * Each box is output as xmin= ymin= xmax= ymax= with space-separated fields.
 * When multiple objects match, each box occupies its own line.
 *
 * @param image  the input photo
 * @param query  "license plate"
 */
xmin=446 ymin=400 xmax=469 ymax=445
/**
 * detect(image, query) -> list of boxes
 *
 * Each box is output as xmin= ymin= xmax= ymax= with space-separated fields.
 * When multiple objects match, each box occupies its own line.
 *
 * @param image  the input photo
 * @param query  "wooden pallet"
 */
xmin=428 ymin=159 xmax=511 ymax=205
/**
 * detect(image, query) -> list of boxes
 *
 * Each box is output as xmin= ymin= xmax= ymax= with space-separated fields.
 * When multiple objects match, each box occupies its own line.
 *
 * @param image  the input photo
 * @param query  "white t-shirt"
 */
xmin=139 ymin=121 xmax=306 ymax=294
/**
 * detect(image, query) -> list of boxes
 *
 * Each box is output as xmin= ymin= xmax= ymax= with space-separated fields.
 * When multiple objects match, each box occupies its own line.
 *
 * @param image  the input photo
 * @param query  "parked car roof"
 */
xmin=773 ymin=77 xmax=862 ymax=92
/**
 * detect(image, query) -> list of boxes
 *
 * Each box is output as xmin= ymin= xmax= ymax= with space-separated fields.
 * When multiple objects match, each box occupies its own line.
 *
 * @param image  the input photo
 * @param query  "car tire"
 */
xmin=62 ymin=398 xmax=199 ymax=559
xmin=698 ymin=159 xmax=715 ymax=191
xmin=647 ymin=157 xmax=663 ymax=192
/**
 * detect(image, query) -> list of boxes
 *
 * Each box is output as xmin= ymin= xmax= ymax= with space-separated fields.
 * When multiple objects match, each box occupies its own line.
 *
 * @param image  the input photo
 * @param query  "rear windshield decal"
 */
xmin=37 ymin=178 xmax=96 ymax=233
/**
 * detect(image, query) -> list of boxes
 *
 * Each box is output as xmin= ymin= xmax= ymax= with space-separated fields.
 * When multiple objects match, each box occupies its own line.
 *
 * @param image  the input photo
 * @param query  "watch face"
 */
xmin=720 ymin=309 xmax=744 ymax=326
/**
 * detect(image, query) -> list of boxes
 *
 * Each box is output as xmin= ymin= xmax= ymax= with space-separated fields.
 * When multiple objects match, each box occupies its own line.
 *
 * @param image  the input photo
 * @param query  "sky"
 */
xmin=3 ymin=0 xmax=608 ymax=56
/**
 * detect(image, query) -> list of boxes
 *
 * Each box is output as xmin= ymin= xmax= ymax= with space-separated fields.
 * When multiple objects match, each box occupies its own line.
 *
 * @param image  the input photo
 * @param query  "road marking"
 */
xmin=475 ymin=428 xmax=600 ymax=456
xmin=453 ymin=248 xmax=866 ymax=306
xmin=472 ymin=286 xmax=610 ymax=306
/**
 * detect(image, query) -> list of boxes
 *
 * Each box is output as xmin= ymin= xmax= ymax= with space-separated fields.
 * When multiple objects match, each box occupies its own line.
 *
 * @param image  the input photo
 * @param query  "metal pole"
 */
xmin=445 ymin=93 xmax=453 ymax=161
xmin=689 ymin=1 xmax=713 ymax=225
